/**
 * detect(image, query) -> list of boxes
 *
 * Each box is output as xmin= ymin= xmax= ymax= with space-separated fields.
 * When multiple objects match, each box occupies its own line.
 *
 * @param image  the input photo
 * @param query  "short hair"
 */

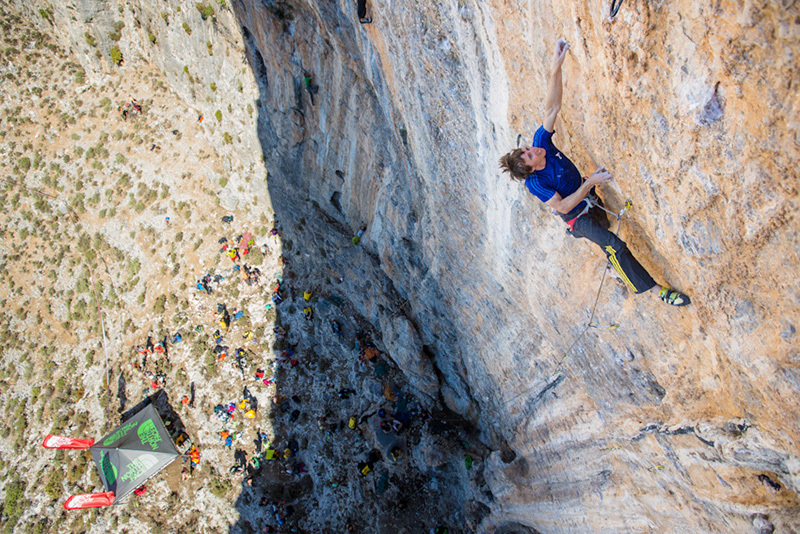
xmin=499 ymin=149 xmax=531 ymax=181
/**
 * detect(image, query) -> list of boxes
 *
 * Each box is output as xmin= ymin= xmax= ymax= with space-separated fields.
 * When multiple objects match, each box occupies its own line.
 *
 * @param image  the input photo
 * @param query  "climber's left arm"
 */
xmin=543 ymin=38 xmax=570 ymax=133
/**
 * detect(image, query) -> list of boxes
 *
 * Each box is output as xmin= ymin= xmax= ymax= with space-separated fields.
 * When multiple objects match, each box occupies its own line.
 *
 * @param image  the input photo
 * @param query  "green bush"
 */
xmin=210 ymin=81 xmax=217 ymax=92
xmin=108 ymin=31 xmax=121 ymax=42
xmin=18 ymin=157 xmax=31 ymax=171
xmin=3 ymin=479 xmax=26 ymax=517
xmin=207 ymin=41 xmax=213 ymax=55
xmin=44 ymin=469 xmax=64 ymax=500
xmin=182 ymin=22 xmax=192 ymax=35
xmin=154 ymin=295 xmax=167 ymax=313
xmin=208 ymin=477 xmax=231 ymax=498
xmin=84 ymin=32 xmax=97 ymax=47
xmin=148 ymin=32 xmax=157 ymax=44
xmin=214 ymin=109 xmax=222 ymax=122
xmin=196 ymin=3 xmax=215 ymax=20
xmin=222 ymin=132 xmax=232 ymax=144
xmin=110 ymin=46 xmax=123 ymax=65
xmin=205 ymin=350 xmax=218 ymax=376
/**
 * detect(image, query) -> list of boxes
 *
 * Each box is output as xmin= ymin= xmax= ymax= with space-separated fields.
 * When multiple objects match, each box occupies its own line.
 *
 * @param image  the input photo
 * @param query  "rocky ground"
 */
xmin=0 ymin=6 xmax=488 ymax=534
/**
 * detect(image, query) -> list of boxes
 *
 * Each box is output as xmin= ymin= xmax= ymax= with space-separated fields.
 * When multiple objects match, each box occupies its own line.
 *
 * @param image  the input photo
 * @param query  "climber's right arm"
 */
xmin=543 ymin=39 xmax=570 ymax=133
xmin=544 ymin=170 xmax=613 ymax=214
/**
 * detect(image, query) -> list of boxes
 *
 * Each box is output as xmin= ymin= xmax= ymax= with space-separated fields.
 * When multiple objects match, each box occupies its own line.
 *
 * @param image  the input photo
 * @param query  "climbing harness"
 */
xmin=610 ymin=0 xmax=625 ymax=18
xmin=564 ymin=196 xmax=631 ymax=232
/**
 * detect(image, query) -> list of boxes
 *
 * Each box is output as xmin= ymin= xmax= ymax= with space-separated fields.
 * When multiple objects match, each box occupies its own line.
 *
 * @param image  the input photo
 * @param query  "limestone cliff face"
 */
xmin=18 ymin=0 xmax=800 ymax=531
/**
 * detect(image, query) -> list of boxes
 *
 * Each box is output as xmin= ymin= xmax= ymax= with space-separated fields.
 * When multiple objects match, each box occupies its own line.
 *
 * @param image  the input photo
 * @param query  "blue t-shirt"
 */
xmin=525 ymin=126 xmax=584 ymax=209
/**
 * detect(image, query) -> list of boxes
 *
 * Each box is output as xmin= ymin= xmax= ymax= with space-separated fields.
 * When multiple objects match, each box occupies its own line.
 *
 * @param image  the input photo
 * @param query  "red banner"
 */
xmin=42 ymin=434 xmax=95 ymax=449
xmin=64 ymin=492 xmax=115 ymax=510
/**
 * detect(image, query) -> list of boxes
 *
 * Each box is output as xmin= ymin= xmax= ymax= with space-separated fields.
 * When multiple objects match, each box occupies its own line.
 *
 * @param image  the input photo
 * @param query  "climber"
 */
xmin=352 ymin=224 xmax=367 ymax=245
xmin=357 ymin=0 xmax=372 ymax=23
xmin=498 ymin=38 xmax=690 ymax=307
xmin=303 ymin=72 xmax=319 ymax=106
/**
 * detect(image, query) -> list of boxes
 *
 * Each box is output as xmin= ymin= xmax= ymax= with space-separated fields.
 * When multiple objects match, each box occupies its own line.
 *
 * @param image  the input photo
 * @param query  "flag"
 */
xmin=63 ymin=491 xmax=115 ymax=510
xmin=42 ymin=435 xmax=95 ymax=449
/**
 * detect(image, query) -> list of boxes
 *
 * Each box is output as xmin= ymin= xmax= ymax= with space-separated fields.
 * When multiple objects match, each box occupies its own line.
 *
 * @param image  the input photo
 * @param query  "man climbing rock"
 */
xmin=303 ymin=72 xmax=319 ymax=106
xmin=499 ymin=38 xmax=690 ymax=307
xmin=357 ymin=0 xmax=372 ymax=23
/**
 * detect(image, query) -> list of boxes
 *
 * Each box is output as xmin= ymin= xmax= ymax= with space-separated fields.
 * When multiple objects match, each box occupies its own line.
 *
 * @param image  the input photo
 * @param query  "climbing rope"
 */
xmin=610 ymin=0 xmax=625 ymax=18
xmin=0 ymin=177 xmax=115 ymax=427
xmin=498 ymin=198 xmax=633 ymax=408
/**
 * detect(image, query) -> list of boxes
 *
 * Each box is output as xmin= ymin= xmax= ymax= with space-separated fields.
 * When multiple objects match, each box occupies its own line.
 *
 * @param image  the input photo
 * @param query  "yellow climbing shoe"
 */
xmin=659 ymin=287 xmax=691 ymax=307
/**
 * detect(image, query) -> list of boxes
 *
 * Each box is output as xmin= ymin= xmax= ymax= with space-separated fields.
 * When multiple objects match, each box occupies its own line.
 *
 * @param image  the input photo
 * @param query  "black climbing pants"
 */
xmin=563 ymin=207 xmax=657 ymax=294
xmin=358 ymin=0 xmax=367 ymax=19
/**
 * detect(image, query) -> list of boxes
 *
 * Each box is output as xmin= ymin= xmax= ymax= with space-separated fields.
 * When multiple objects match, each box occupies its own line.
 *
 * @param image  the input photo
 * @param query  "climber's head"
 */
xmin=499 ymin=146 xmax=546 ymax=181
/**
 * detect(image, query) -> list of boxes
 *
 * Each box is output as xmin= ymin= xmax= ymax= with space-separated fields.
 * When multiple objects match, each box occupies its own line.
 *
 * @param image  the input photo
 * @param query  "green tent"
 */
xmin=89 ymin=403 xmax=180 ymax=502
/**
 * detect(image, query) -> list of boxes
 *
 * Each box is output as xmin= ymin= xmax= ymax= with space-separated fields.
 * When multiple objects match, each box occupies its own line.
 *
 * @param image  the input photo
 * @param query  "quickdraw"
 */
xmin=610 ymin=0 xmax=625 ymax=18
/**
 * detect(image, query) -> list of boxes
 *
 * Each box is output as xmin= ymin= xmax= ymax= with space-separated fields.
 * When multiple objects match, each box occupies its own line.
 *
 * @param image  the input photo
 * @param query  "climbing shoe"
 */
xmin=659 ymin=287 xmax=691 ymax=307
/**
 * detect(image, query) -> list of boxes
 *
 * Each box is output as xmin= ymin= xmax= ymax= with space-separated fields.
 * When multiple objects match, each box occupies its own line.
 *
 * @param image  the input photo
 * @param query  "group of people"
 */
xmin=118 ymin=97 xmax=142 ymax=121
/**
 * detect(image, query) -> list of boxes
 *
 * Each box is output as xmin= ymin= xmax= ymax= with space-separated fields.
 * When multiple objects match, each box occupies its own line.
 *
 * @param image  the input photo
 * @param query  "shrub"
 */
xmin=18 ymin=157 xmax=31 ymax=171
xmin=84 ymin=32 xmax=97 ymax=47
xmin=196 ymin=3 xmax=215 ymax=20
xmin=182 ymin=22 xmax=192 ymax=35
xmin=3 ymin=478 xmax=26 ymax=517
xmin=208 ymin=477 xmax=231 ymax=498
xmin=222 ymin=132 xmax=232 ymax=144
xmin=108 ymin=31 xmax=121 ymax=41
xmin=214 ymin=109 xmax=222 ymax=122
xmin=210 ymin=81 xmax=216 ymax=92
xmin=207 ymin=41 xmax=213 ymax=55
xmin=44 ymin=469 xmax=64 ymax=500
xmin=75 ymin=69 xmax=85 ymax=84
xmin=110 ymin=46 xmax=123 ymax=65
xmin=205 ymin=350 xmax=218 ymax=376
xmin=148 ymin=32 xmax=157 ymax=44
